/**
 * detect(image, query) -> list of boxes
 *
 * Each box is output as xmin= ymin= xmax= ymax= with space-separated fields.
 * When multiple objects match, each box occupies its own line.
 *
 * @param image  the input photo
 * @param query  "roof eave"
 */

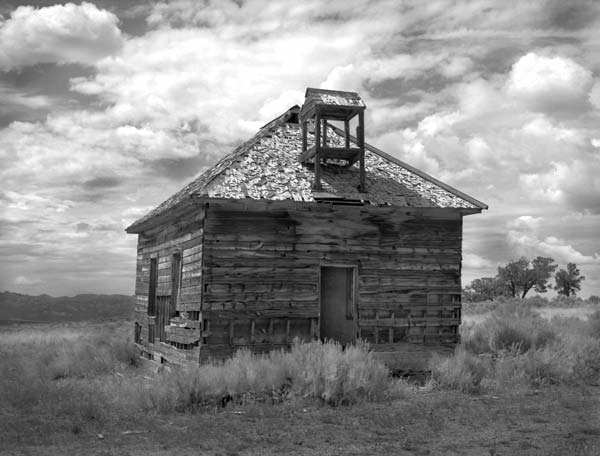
xmin=125 ymin=197 xmax=200 ymax=234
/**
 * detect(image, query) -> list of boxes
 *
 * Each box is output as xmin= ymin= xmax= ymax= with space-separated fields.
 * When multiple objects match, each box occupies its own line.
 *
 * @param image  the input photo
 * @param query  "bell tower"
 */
xmin=298 ymin=88 xmax=366 ymax=192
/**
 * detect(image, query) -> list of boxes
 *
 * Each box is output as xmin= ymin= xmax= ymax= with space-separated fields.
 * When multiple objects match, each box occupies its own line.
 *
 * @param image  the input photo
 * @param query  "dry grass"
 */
xmin=133 ymin=340 xmax=396 ymax=412
xmin=2 ymin=301 xmax=599 ymax=424
xmin=431 ymin=303 xmax=600 ymax=392
xmin=1 ymin=309 xmax=600 ymax=455
xmin=0 ymin=324 xmax=399 ymax=426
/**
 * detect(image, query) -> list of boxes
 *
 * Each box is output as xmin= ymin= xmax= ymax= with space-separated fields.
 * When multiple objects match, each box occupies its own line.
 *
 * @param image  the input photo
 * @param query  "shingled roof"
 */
xmin=126 ymin=106 xmax=487 ymax=233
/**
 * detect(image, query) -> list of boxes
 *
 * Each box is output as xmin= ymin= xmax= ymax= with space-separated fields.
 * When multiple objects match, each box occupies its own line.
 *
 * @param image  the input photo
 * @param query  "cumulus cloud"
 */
xmin=508 ymin=230 xmax=600 ymax=266
xmin=520 ymin=160 xmax=600 ymax=213
xmin=0 ymin=2 xmax=123 ymax=69
xmin=505 ymin=212 xmax=600 ymax=271
xmin=507 ymin=53 xmax=593 ymax=114
xmin=508 ymin=215 xmax=542 ymax=231
xmin=522 ymin=117 xmax=585 ymax=144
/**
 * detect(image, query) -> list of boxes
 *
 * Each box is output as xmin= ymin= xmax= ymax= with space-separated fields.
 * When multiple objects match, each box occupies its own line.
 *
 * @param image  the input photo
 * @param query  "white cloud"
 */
xmin=455 ymin=78 xmax=507 ymax=118
xmin=520 ymin=160 xmax=600 ymax=213
xmin=322 ymin=64 xmax=364 ymax=92
xmin=508 ymin=215 xmax=542 ymax=231
xmin=506 ymin=213 xmax=600 ymax=270
xmin=0 ymin=86 xmax=54 ymax=109
xmin=418 ymin=112 xmax=460 ymax=137
xmin=508 ymin=230 xmax=600 ymax=266
xmin=590 ymin=80 xmax=600 ymax=109
xmin=462 ymin=253 xmax=494 ymax=269
xmin=440 ymin=56 xmax=473 ymax=78
xmin=522 ymin=117 xmax=584 ymax=144
xmin=465 ymin=137 xmax=494 ymax=166
xmin=507 ymin=53 xmax=593 ymax=113
xmin=0 ymin=2 xmax=123 ymax=69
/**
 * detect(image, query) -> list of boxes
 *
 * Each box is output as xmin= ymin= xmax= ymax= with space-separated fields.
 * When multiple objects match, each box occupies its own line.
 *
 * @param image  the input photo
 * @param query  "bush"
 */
xmin=429 ymin=348 xmax=489 ymax=393
xmin=439 ymin=302 xmax=600 ymax=392
xmin=462 ymin=305 xmax=558 ymax=356
xmin=551 ymin=295 xmax=585 ymax=308
xmin=588 ymin=310 xmax=600 ymax=339
xmin=490 ymin=322 xmax=531 ymax=353
xmin=140 ymin=340 xmax=393 ymax=411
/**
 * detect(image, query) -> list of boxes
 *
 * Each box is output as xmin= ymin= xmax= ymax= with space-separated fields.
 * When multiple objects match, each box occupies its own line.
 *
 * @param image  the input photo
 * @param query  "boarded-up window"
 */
xmin=171 ymin=252 xmax=182 ymax=314
xmin=148 ymin=257 xmax=158 ymax=316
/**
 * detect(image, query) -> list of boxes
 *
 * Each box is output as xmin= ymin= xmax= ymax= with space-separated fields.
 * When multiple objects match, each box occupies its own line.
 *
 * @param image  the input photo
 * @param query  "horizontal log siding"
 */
xmin=133 ymin=209 xmax=205 ymax=364
xmin=201 ymin=200 xmax=463 ymax=361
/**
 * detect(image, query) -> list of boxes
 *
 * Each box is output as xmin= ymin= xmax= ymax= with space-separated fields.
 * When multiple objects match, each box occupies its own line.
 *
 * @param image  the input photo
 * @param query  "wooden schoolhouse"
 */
xmin=126 ymin=88 xmax=487 ymax=369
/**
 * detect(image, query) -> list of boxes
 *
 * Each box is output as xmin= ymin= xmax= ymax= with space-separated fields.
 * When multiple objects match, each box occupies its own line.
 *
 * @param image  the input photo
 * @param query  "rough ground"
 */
xmin=2 ymin=385 xmax=599 ymax=456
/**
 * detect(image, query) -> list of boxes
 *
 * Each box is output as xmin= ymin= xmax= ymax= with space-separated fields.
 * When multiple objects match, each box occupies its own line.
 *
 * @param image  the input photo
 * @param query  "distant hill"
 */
xmin=0 ymin=291 xmax=135 ymax=324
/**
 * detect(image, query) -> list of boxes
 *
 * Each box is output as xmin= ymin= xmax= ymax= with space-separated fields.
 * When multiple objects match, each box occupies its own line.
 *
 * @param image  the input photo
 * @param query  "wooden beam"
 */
xmin=318 ymin=147 xmax=361 ymax=160
xmin=358 ymin=110 xmax=365 ymax=192
xmin=299 ymin=144 xmax=316 ymax=162
xmin=344 ymin=119 xmax=350 ymax=149
xmin=301 ymin=120 xmax=307 ymax=155
xmin=313 ymin=111 xmax=322 ymax=190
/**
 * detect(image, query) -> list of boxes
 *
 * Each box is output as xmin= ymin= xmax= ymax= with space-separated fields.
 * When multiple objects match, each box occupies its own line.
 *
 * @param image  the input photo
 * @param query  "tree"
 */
xmin=496 ymin=256 xmax=557 ymax=298
xmin=554 ymin=263 xmax=585 ymax=297
xmin=463 ymin=277 xmax=507 ymax=302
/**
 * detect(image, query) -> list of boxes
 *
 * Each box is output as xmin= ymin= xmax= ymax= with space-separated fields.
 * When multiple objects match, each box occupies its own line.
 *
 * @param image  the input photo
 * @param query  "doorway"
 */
xmin=320 ymin=266 xmax=357 ymax=344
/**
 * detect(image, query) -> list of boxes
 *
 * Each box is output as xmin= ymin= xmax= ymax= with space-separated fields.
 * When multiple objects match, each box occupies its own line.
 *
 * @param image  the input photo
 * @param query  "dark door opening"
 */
xmin=320 ymin=266 xmax=357 ymax=344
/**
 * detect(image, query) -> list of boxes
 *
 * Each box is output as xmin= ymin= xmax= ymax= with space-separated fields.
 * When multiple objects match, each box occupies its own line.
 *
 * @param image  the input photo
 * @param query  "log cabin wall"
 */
xmin=200 ymin=199 xmax=463 ymax=363
xmin=133 ymin=208 xmax=205 ymax=364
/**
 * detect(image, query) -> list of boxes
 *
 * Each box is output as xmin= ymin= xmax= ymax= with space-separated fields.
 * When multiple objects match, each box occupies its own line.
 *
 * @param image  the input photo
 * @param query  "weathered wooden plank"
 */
xmin=178 ymin=302 xmax=202 ymax=312
xmin=201 ymin=306 xmax=318 ymax=318
xmin=165 ymin=326 xmax=201 ymax=344
xmin=182 ymin=261 xmax=203 ymax=273
xmin=144 ymin=341 xmax=200 ymax=365
xmin=202 ymin=310 xmax=319 ymax=320
xmin=358 ymin=317 xmax=461 ymax=328
xmin=139 ymin=229 xmax=203 ymax=255
xmin=183 ymin=245 xmax=203 ymax=257
xmin=203 ymin=290 xmax=318 ymax=302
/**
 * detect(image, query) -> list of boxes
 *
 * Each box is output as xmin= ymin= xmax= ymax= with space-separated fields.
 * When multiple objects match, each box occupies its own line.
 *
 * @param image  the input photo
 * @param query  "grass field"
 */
xmin=1 ymin=298 xmax=599 ymax=455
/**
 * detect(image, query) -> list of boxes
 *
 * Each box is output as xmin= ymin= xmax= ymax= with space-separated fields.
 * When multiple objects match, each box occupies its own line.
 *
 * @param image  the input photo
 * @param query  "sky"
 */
xmin=1 ymin=0 xmax=599 ymax=298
